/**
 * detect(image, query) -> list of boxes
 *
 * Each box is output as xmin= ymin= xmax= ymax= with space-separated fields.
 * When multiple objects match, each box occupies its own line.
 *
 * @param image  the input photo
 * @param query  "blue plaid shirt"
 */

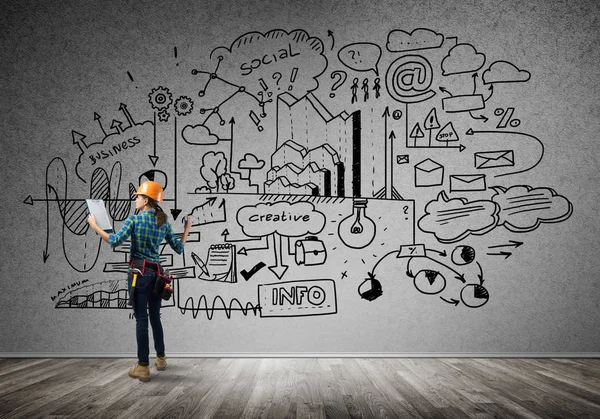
xmin=108 ymin=210 xmax=184 ymax=263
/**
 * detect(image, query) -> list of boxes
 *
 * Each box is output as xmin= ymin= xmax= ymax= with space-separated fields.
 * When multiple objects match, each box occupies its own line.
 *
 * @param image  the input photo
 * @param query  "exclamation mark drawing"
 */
xmin=127 ymin=71 xmax=137 ymax=89
xmin=288 ymin=68 xmax=298 ymax=91
xmin=249 ymin=110 xmax=264 ymax=132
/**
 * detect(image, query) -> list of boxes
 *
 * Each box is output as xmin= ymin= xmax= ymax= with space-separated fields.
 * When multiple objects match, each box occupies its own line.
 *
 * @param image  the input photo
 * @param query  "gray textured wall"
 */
xmin=1 ymin=0 xmax=599 ymax=355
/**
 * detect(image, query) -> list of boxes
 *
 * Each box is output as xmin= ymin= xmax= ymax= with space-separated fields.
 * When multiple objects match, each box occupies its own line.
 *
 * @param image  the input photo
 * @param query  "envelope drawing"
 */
xmin=415 ymin=158 xmax=444 ymax=187
xmin=474 ymin=150 xmax=515 ymax=169
xmin=450 ymin=174 xmax=486 ymax=192
xmin=397 ymin=155 xmax=409 ymax=165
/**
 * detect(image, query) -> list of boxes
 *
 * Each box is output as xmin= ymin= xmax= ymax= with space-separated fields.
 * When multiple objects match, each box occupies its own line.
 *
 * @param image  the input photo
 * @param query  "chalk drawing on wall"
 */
xmin=24 ymin=26 xmax=573 ymax=315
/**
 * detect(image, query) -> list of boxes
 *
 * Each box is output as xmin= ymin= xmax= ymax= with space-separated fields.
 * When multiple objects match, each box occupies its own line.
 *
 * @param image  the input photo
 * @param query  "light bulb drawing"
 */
xmin=337 ymin=198 xmax=376 ymax=249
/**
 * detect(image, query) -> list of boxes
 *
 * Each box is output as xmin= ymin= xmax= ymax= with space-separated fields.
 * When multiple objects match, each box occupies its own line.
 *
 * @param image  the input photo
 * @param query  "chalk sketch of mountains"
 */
xmin=267 ymin=140 xmax=344 ymax=196
xmin=270 ymin=92 xmax=355 ymax=196
xmin=277 ymin=92 xmax=351 ymax=127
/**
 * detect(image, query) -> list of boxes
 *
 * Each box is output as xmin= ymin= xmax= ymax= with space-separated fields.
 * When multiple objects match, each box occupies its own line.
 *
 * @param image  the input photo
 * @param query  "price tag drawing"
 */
xmin=396 ymin=244 xmax=427 ymax=258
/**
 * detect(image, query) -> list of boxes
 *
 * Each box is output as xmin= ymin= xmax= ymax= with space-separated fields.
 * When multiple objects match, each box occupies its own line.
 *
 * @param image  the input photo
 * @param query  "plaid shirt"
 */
xmin=109 ymin=210 xmax=184 ymax=263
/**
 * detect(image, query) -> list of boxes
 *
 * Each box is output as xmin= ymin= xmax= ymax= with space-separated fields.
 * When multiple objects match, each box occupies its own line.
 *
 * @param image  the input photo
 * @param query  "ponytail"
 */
xmin=154 ymin=204 xmax=168 ymax=227
xmin=145 ymin=197 xmax=168 ymax=227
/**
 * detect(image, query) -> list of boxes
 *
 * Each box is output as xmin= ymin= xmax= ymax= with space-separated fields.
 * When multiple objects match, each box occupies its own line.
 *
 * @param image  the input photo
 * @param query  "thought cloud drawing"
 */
xmin=338 ymin=42 xmax=382 ymax=76
xmin=237 ymin=201 xmax=326 ymax=238
xmin=74 ymin=120 xmax=154 ymax=183
xmin=386 ymin=28 xmax=444 ymax=52
xmin=492 ymin=185 xmax=573 ymax=232
xmin=238 ymin=153 xmax=265 ymax=170
xmin=418 ymin=191 xmax=499 ymax=243
xmin=483 ymin=60 xmax=531 ymax=84
xmin=209 ymin=29 xmax=327 ymax=98
xmin=441 ymin=43 xmax=486 ymax=75
xmin=182 ymin=124 xmax=219 ymax=145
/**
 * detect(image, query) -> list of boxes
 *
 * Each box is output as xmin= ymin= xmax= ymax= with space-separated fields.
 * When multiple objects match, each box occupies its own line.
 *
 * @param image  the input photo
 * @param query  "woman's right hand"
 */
xmin=182 ymin=216 xmax=191 ymax=244
xmin=183 ymin=216 xmax=191 ymax=232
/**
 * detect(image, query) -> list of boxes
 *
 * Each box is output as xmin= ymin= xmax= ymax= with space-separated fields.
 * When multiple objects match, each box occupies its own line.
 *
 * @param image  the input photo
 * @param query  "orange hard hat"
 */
xmin=134 ymin=181 xmax=163 ymax=203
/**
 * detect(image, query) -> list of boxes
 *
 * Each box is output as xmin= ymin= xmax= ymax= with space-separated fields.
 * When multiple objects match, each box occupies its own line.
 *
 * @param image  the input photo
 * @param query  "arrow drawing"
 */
xmin=439 ymin=86 xmax=452 ymax=97
xmin=149 ymin=111 xmax=159 ymax=166
xmin=440 ymin=296 xmax=459 ymax=306
xmin=465 ymin=129 xmax=544 ymax=178
xmin=486 ymin=251 xmax=512 ymax=259
xmin=119 ymin=102 xmax=135 ymax=128
xmin=221 ymin=228 xmax=263 ymax=243
xmin=426 ymin=248 xmax=447 ymax=257
xmin=469 ymin=111 xmax=488 ymax=122
xmin=94 ymin=112 xmax=107 ymax=136
xmin=407 ymin=255 xmax=466 ymax=283
xmin=171 ymin=116 xmax=182 ymax=220
xmin=111 ymin=119 xmax=123 ymax=134
xmin=268 ymin=233 xmax=288 ymax=279
xmin=488 ymin=240 xmax=523 ymax=249
xmin=476 ymin=261 xmax=485 ymax=285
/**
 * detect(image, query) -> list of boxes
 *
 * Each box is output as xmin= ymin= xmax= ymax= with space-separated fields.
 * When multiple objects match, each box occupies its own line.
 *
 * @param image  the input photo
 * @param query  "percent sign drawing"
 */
xmin=494 ymin=107 xmax=520 ymax=128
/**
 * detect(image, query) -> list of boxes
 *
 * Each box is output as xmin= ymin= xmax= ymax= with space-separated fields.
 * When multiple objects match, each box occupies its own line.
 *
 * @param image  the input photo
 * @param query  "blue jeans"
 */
xmin=128 ymin=271 xmax=165 ymax=366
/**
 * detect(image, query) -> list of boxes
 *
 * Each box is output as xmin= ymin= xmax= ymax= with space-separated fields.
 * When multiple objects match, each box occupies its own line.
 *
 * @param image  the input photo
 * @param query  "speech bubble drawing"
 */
xmin=338 ymin=43 xmax=382 ymax=76
xmin=418 ymin=191 xmax=500 ymax=243
xmin=492 ymin=185 xmax=572 ymax=232
xmin=209 ymin=29 xmax=328 ymax=98
xmin=236 ymin=201 xmax=326 ymax=238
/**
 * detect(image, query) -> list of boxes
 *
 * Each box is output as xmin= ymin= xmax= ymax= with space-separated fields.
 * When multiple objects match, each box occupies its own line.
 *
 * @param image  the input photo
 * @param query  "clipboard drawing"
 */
xmin=194 ymin=244 xmax=237 ymax=283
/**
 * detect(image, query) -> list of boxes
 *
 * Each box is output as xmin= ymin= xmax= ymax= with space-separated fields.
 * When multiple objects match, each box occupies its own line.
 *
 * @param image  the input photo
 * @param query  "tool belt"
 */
xmin=129 ymin=258 xmax=163 ymax=275
xmin=128 ymin=258 xmax=173 ymax=301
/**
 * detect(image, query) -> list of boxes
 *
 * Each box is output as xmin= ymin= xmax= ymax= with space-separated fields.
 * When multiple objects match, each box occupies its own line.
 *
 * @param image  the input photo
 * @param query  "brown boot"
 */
xmin=155 ymin=356 xmax=167 ymax=371
xmin=128 ymin=363 xmax=151 ymax=382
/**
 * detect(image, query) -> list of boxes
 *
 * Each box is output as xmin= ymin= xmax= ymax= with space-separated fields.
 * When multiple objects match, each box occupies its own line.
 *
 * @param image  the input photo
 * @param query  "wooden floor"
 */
xmin=0 ymin=358 xmax=599 ymax=418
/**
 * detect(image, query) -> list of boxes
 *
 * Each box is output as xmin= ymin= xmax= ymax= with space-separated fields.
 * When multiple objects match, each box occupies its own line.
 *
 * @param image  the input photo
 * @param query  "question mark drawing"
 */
xmin=272 ymin=72 xmax=282 ymax=90
xmin=330 ymin=71 xmax=348 ymax=98
xmin=403 ymin=205 xmax=409 ymax=220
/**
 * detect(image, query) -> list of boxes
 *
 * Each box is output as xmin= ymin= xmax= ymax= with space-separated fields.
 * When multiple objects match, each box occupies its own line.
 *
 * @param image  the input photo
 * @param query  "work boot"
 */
xmin=155 ymin=356 xmax=167 ymax=371
xmin=128 ymin=363 xmax=151 ymax=382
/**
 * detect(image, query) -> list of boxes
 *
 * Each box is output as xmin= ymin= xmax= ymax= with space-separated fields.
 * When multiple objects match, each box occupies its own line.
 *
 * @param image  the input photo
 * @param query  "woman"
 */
xmin=88 ymin=180 xmax=191 ymax=382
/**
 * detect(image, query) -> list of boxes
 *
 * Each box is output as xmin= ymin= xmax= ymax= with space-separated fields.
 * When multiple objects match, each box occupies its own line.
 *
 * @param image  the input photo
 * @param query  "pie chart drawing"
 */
xmin=414 ymin=270 xmax=446 ymax=295
xmin=460 ymin=284 xmax=489 ymax=308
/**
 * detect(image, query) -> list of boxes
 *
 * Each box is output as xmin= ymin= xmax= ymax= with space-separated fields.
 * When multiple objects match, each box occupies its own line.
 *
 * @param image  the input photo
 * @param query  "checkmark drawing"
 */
xmin=241 ymin=262 xmax=266 ymax=281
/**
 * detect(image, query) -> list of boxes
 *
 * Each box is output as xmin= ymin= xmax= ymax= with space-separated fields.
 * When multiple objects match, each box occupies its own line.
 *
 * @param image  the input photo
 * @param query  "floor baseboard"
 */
xmin=1 ymin=352 xmax=599 ymax=358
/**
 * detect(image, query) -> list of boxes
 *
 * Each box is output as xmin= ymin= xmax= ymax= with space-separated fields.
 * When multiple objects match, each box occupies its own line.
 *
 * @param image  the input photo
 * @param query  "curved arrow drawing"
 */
xmin=407 ymin=255 xmax=466 ymax=283
xmin=466 ymin=129 xmax=544 ymax=178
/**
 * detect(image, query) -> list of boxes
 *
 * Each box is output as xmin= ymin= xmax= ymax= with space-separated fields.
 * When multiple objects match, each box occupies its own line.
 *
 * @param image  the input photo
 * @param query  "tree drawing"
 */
xmin=200 ymin=151 xmax=228 ymax=193
xmin=219 ymin=173 xmax=235 ymax=193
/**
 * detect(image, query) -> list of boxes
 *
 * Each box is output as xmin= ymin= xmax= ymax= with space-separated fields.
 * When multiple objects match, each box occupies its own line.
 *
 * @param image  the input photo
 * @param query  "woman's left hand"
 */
xmin=87 ymin=214 xmax=97 ymax=227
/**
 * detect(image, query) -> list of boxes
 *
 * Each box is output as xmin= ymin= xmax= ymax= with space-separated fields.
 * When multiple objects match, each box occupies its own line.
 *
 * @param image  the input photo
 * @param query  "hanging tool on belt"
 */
xmin=128 ymin=267 xmax=143 ymax=307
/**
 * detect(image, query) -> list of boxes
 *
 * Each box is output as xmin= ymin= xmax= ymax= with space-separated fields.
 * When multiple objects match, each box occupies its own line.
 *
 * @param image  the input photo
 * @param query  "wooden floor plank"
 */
xmin=0 ymin=357 xmax=598 ymax=419
xmin=479 ymin=358 xmax=600 ymax=416
xmin=316 ymin=358 xmax=353 ymax=419
xmin=239 ymin=358 xmax=282 ymax=419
